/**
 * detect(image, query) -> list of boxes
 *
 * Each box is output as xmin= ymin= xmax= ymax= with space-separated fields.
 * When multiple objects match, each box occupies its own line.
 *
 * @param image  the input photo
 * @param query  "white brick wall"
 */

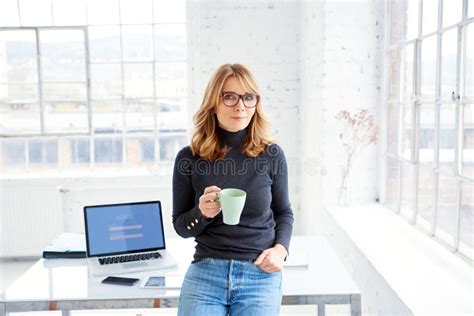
xmin=187 ymin=0 xmax=302 ymax=229
xmin=319 ymin=0 xmax=384 ymax=207
xmin=188 ymin=0 xmax=384 ymax=221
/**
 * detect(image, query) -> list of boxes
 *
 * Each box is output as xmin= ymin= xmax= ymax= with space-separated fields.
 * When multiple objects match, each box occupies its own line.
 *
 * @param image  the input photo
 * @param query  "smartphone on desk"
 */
xmin=102 ymin=276 xmax=140 ymax=286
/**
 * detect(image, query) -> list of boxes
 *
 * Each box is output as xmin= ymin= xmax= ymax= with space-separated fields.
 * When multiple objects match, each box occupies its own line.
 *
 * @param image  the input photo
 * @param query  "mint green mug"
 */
xmin=216 ymin=188 xmax=246 ymax=225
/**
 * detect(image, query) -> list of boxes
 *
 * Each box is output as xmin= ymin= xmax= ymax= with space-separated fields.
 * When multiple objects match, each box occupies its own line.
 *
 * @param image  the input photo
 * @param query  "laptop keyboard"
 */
xmin=98 ymin=252 xmax=162 ymax=265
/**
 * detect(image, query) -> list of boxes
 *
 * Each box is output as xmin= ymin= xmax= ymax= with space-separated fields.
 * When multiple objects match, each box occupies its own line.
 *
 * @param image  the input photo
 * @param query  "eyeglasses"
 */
xmin=221 ymin=92 xmax=259 ymax=108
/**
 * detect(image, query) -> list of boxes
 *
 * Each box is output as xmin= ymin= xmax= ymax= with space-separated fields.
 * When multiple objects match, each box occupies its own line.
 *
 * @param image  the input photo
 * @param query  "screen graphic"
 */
xmin=85 ymin=202 xmax=164 ymax=256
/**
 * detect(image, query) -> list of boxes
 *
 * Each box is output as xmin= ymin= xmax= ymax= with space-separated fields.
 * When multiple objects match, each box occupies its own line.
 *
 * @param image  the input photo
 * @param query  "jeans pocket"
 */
xmin=250 ymin=263 xmax=271 ymax=274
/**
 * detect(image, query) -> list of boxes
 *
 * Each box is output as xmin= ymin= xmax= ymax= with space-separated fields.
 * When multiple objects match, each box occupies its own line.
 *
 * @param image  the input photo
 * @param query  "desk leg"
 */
xmin=350 ymin=294 xmax=361 ymax=316
xmin=318 ymin=303 xmax=325 ymax=316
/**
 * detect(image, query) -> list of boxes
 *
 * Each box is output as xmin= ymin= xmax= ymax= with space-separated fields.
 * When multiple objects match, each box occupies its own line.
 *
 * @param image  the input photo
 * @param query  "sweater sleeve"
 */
xmin=269 ymin=144 xmax=294 ymax=252
xmin=172 ymin=147 xmax=213 ymax=238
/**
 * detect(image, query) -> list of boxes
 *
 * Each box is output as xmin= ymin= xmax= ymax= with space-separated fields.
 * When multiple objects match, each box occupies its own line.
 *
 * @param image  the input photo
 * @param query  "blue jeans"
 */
xmin=178 ymin=258 xmax=282 ymax=316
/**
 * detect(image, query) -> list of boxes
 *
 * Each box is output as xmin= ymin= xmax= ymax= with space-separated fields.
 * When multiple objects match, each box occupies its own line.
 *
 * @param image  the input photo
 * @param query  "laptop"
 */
xmin=84 ymin=200 xmax=177 ymax=277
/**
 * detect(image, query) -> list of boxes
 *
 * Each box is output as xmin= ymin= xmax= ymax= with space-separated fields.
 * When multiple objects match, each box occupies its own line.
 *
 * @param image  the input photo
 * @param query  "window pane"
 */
xmin=94 ymin=137 xmax=123 ymax=164
xmin=465 ymin=24 xmax=473 ymax=98
xmin=156 ymin=97 xmax=186 ymax=114
xmin=86 ymin=0 xmax=119 ymax=25
xmin=416 ymin=165 xmax=434 ymax=230
xmin=440 ymin=29 xmax=458 ymax=102
xmin=407 ymin=0 xmax=419 ymax=39
xmin=462 ymin=103 xmax=474 ymax=178
xmin=92 ymin=101 xmax=123 ymax=134
xmin=154 ymin=24 xmax=186 ymax=61
xmin=155 ymin=62 xmax=187 ymax=97
xmin=422 ymin=0 xmax=438 ymax=35
xmin=28 ymin=138 xmax=57 ymax=164
xmin=40 ymin=30 xmax=86 ymax=82
xmin=402 ymin=102 xmax=413 ymax=160
xmin=122 ymin=25 xmax=153 ymax=61
xmin=159 ymin=134 xmax=186 ymax=161
xmin=43 ymin=100 xmax=88 ymax=134
xmin=386 ymin=157 xmax=400 ymax=209
xmin=0 ymin=30 xmax=38 ymax=83
xmin=435 ymin=174 xmax=458 ymax=246
xmin=120 ymin=0 xmax=152 ymax=24
xmin=459 ymin=181 xmax=473 ymax=259
xmin=420 ymin=35 xmax=437 ymax=100
xmin=52 ymin=0 xmax=86 ymax=26
xmin=439 ymin=103 xmax=456 ymax=171
xmin=59 ymin=137 xmax=90 ymax=166
xmin=0 ymin=83 xmax=38 ymax=100
xmin=442 ymin=0 xmax=462 ymax=27
xmin=418 ymin=103 xmax=435 ymax=164
xmin=400 ymin=44 xmax=414 ymax=102
xmin=126 ymin=137 xmax=154 ymax=164
xmin=125 ymin=99 xmax=154 ymax=132
xmin=88 ymin=26 xmax=121 ymax=62
xmin=123 ymin=63 xmax=153 ymax=98
xmin=385 ymin=157 xmax=400 ymax=209
xmin=0 ymin=139 xmax=26 ymax=165
xmin=387 ymin=103 xmax=401 ymax=155
xmin=154 ymin=0 xmax=185 ymax=23
xmin=90 ymin=64 xmax=122 ymax=99
xmin=388 ymin=50 xmax=401 ymax=101
xmin=0 ymin=100 xmax=40 ymax=135
xmin=43 ymin=83 xmax=86 ymax=101
xmin=19 ymin=0 xmax=53 ymax=26
xmin=400 ymin=162 xmax=415 ymax=219
xmin=0 ymin=0 xmax=20 ymax=26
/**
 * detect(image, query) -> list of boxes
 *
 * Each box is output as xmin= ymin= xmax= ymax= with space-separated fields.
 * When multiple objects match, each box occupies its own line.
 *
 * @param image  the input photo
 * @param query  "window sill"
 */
xmin=326 ymin=204 xmax=472 ymax=315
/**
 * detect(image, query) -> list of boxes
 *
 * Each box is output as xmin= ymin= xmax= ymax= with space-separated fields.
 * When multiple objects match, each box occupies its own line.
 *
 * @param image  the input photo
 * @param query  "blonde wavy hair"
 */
xmin=190 ymin=63 xmax=272 ymax=161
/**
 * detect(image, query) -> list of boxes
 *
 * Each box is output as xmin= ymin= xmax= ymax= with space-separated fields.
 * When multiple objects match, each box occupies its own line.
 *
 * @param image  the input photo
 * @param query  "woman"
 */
xmin=172 ymin=63 xmax=294 ymax=315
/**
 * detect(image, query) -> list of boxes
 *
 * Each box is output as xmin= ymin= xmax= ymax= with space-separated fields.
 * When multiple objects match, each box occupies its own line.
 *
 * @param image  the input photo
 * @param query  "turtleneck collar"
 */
xmin=216 ymin=124 xmax=248 ymax=148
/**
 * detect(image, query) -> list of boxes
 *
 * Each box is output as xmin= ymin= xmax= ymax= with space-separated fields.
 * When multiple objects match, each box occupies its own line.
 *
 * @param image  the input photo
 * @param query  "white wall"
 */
xmin=318 ymin=0 xmax=384 ymax=207
xmin=187 ymin=0 xmax=384 ymax=233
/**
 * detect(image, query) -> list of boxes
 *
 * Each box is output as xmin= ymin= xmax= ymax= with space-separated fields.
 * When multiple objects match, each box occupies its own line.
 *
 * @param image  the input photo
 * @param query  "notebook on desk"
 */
xmin=84 ymin=200 xmax=177 ymax=277
xmin=42 ymin=233 xmax=86 ymax=259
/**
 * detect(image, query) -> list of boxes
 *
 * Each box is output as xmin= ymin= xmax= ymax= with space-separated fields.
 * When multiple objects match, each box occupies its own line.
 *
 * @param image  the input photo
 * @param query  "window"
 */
xmin=385 ymin=0 xmax=473 ymax=262
xmin=0 ymin=0 xmax=188 ymax=174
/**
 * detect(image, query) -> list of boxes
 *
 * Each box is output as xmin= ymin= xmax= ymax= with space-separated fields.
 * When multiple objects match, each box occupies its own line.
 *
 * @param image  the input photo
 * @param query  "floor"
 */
xmin=1 ymin=259 xmax=350 ymax=316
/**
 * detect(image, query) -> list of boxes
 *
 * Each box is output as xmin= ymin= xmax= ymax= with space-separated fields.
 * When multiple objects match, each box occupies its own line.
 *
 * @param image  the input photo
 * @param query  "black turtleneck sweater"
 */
xmin=172 ymin=126 xmax=294 ymax=261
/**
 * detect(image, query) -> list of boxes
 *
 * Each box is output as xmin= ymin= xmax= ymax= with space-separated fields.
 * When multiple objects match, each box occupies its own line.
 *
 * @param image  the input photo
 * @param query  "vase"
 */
xmin=338 ymin=166 xmax=352 ymax=207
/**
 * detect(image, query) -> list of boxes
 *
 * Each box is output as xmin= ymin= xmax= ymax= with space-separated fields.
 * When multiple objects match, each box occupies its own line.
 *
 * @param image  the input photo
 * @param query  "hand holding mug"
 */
xmin=199 ymin=186 xmax=221 ymax=219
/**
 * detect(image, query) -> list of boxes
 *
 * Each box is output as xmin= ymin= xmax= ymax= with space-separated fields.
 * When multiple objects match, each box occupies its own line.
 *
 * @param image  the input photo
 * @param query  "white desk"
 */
xmin=2 ymin=236 xmax=361 ymax=316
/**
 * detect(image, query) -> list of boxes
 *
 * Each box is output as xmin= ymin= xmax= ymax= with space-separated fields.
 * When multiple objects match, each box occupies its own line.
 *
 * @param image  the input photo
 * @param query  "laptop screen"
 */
xmin=84 ymin=201 xmax=165 ymax=257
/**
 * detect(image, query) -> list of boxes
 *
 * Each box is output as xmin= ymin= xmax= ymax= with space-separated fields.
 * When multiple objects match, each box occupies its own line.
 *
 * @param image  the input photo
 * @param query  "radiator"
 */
xmin=1 ymin=186 xmax=63 ymax=257
xmin=0 ymin=176 xmax=176 ymax=257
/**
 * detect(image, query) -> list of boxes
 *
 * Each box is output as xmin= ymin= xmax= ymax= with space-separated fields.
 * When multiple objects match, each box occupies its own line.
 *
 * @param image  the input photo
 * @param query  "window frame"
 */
xmin=0 ymin=0 xmax=188 ymax=173
xmin=383 ymin=0 xmax=473 ymax=263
